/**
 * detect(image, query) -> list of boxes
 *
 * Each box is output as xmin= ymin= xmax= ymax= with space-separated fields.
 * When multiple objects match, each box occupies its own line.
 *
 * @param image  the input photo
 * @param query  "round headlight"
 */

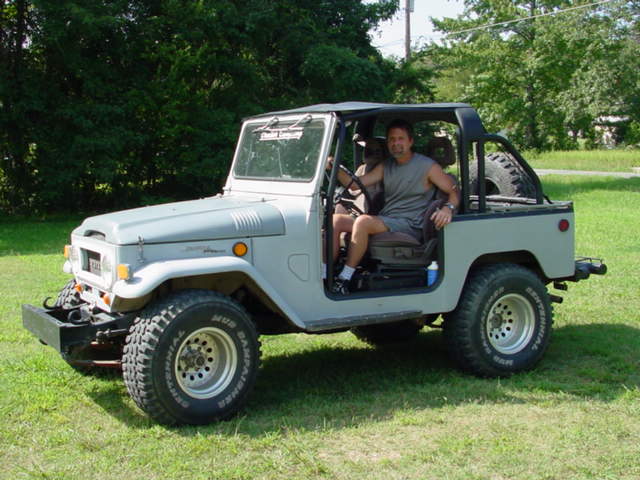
xmin=100 ymin=256 xmax=112 ymax=280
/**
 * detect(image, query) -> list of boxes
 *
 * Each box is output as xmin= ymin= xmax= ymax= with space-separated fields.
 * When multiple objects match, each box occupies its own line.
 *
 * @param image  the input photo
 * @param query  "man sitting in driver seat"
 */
xmin=328 ymin=119 xmax=460 ymax=294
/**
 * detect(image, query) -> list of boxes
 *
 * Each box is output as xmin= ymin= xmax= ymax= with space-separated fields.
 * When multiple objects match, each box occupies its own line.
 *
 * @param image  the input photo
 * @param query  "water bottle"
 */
xmin=427 ymin=261 xmax=438 ymax=286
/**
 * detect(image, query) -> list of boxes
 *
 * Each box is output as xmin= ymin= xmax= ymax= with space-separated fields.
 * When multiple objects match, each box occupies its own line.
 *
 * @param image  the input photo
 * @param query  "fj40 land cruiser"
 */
xmin=23 ymin=102 xmax=606 ymax=425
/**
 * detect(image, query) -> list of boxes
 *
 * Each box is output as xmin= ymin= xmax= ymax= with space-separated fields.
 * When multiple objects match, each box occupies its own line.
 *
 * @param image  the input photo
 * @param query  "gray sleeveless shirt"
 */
xmin=379 ymin=153 xmax=436 ymax=234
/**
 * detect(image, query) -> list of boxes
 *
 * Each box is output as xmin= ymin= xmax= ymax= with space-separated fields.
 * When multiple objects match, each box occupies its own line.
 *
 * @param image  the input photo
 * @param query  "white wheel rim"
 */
xmin=486 ymin=293 xmax=536 ymax=355
xmin=175 ymin=327 xmax=238 ymax=399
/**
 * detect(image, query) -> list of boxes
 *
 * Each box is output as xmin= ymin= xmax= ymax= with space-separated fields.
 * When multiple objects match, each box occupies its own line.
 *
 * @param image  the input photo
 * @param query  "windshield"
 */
xmin=233 ymin=116 xmax=327 ymax=182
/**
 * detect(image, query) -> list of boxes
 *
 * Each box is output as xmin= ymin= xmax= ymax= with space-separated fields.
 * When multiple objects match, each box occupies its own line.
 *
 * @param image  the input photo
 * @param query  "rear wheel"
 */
xmin=122 ymin=290 xmax=261 ymax=425
xmin=443 ymin=264 xmax=552 ymax=377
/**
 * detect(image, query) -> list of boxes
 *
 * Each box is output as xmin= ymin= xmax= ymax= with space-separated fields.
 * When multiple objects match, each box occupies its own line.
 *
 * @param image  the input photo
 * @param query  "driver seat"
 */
xmin=368 ymin=196 xmax=447 ymax=266
xmin=368 ymin=136 xmax=457 ymax=267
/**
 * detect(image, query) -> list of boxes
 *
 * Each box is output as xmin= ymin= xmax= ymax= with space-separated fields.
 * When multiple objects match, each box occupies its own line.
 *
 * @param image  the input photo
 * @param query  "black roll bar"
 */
xmin=324 ymin=117 xmax=348 ymax=291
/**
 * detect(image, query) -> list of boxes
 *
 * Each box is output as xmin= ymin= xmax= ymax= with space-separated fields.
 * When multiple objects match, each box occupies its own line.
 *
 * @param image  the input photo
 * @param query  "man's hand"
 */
xmin=430 ymin=205 xmax=454 ymax=230
xmin=326 ymin=156 xmax=334 ymax=171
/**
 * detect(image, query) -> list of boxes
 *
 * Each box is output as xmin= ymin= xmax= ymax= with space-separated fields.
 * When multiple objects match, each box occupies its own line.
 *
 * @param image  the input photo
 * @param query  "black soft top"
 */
xmin=248 ymin=102 xmax=486 ymax=141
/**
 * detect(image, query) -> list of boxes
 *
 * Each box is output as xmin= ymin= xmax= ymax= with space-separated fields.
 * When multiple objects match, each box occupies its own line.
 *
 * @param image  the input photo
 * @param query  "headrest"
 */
xmin=426 ymin=136 xmax=455 ymax=167
xmin=354 ymin=135 xmax=388 ymax=166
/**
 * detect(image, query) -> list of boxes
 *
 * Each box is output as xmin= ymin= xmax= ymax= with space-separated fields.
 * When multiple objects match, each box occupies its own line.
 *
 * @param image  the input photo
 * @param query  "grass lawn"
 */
xmin=1 ymin=175 xmax=639 ymax=480
xmin=524 ymin=149 xmax=640 ymax=172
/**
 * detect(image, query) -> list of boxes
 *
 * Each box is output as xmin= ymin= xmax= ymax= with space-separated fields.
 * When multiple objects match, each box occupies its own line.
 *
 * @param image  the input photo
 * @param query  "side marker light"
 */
xmin=233 ymin=242 xmax=248 ymax=257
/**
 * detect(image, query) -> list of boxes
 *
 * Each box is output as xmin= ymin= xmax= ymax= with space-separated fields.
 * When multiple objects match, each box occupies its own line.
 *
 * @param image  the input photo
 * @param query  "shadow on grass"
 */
xmin=85 ymin=322 xmax=640 ymax=435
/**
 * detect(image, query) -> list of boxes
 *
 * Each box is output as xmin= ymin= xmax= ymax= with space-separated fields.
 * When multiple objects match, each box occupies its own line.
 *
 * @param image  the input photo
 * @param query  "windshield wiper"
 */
xmin=252 ymin=114 xmax=312 ymax=135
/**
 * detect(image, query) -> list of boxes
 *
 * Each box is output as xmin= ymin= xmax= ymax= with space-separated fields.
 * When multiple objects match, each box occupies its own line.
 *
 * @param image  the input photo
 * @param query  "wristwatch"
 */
xmin=444 ymin=202 xmax=455 ymax=211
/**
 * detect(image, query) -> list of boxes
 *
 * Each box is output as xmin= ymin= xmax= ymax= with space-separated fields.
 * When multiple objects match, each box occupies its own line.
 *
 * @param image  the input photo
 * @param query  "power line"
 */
xmin=373 ymin=0 xmax=621 ymax=50
xmin=446 ymin=0 xmax=620 ymax=37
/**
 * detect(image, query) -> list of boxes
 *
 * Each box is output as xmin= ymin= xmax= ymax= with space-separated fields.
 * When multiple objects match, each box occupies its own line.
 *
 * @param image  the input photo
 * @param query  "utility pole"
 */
xmin=404 ymin=0 xmax=411 ymax=61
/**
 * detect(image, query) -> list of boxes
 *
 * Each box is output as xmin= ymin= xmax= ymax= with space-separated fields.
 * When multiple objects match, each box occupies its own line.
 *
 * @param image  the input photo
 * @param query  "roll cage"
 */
xmin=254 ymin=102 xmax=544 ymax=214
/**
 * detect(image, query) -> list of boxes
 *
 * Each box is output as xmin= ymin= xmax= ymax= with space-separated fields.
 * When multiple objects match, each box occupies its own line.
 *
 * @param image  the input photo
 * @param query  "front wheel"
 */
xmin=443 ymin=264 xmax=552 ymax=377
xmin=122 ymin=290 xmax=261 ymax=425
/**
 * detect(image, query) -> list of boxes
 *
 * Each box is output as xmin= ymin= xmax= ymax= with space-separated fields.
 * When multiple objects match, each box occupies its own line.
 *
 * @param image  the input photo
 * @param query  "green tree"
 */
xmin=1 ymin=0 xmax=407 ymax=214
xmin=425 ymin=0 xmax=639 ymax=150
xmin=0 ymin=0 xmax=38 ymax=208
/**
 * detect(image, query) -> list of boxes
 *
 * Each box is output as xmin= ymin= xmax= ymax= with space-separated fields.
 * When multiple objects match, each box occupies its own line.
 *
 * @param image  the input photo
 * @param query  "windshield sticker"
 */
xmin=259 ymin=130 xmax=304 ymax=141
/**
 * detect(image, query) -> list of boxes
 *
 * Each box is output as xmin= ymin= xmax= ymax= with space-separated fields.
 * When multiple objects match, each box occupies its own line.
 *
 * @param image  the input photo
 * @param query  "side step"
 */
xmin=307 ymin=310 xmax=422 ymax=332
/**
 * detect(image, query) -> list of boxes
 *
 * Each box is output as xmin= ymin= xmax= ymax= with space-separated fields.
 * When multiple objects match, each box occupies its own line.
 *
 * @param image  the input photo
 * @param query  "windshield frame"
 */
xmin=232 ymin=114 xmax=333 ymax=183
xmin=224 ymin=113 xmax=335 ymax=196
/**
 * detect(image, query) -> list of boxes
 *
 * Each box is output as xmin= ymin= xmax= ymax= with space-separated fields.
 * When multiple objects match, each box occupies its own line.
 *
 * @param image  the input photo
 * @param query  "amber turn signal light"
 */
xmin=117 ymin=264 xmax=131 ymax=280
xmin=233 ymin=242 xmax=248 ymax=257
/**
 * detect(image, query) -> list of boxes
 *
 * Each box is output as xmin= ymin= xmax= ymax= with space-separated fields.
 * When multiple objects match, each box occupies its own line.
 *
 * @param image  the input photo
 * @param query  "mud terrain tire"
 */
xmin=53 ymin=279 xmax=82 ymax=309
xmin=470 ymin=152 xmax=535 ymax=198
xmin=122 ymin=289 xmax=261 ymax=425
xmin=443 ymin=264 xmax=552 ymax=377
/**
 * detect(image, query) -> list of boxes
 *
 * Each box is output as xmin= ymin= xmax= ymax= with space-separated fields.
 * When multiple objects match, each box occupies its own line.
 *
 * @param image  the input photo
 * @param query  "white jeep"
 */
xmin=23 ymin=102 xmax=606 ymax=425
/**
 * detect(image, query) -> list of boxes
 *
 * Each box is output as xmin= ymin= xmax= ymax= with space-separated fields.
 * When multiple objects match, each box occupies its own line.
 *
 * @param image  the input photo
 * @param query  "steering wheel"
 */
xmin=333 ymin=165 xmax=372 ymax=216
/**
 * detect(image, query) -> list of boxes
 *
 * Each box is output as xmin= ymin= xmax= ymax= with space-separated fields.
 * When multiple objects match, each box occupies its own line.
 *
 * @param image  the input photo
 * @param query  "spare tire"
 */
xmin=469 ymin=152 xmax=535 ymax=198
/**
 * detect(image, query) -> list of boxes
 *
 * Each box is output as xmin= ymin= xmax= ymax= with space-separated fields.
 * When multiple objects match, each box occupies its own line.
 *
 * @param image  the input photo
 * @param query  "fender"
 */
xmin=111 ymin=256 xmax=305 ymax=328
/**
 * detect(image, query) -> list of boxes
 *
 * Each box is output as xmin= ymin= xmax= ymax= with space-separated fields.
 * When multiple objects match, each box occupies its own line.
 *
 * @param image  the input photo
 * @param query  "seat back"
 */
xmin=352 ymin=137 xmax=387 ymax=214
xmin=426 ymin=136 xmax=456 ymax=168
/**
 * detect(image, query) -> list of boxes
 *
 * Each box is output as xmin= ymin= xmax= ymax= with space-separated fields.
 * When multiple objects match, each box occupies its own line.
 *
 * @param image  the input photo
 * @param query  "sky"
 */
xmin=369 ymin=0 xmax=466 ymax=58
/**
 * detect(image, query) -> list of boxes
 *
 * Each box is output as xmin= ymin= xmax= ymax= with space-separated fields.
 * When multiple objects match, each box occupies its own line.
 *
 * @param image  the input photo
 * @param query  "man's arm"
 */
xmin=327 ymin=158 xmax=384 ymax=190
xmin=426 ymin=164 xmax=460 ymax=230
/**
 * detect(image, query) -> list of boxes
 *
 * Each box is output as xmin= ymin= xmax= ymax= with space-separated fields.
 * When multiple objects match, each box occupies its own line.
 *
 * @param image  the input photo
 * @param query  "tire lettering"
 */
xmin=526 ymin=287 xmax=547 ymax=351
xmin=166 ymin=330 xmax=190 ymax=408
xmin=218 ymin=316 xmax=237 ymax=329
xmin=217 ymin=328 xmax=253 ymax=409
xmin=493 ymin=355 xmax=514 ymax=366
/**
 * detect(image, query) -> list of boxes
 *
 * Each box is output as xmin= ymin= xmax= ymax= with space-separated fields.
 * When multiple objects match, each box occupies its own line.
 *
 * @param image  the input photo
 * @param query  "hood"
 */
xmin=73 ymin=196 xmax=285 ymax=245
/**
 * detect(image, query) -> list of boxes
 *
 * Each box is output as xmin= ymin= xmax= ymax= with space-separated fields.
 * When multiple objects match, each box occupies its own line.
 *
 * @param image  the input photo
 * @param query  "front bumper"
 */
xmin=22 ymin=304 xmax=134 ymax=353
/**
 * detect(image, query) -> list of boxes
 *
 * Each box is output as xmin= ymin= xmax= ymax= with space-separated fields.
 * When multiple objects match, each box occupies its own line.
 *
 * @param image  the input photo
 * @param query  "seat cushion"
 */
xmin=370 ymin=231 xmax=421 ymax=247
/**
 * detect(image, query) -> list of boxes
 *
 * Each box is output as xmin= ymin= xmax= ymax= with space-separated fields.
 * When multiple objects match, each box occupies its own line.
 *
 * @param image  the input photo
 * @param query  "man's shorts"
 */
xmin=378 ymin=215 xmax=422 ymax=242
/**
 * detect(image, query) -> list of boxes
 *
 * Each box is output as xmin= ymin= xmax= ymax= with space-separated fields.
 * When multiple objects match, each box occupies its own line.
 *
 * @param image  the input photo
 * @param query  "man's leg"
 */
xmin=322 ymin=214 xmax=355 ymax=279
xmin=345 ymin=215 xmax=389 ymax=268
xmin=331 ymin=214 xmax=355 ymax=261
xmin=330 ymin=215 xmax=388 ymax=294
